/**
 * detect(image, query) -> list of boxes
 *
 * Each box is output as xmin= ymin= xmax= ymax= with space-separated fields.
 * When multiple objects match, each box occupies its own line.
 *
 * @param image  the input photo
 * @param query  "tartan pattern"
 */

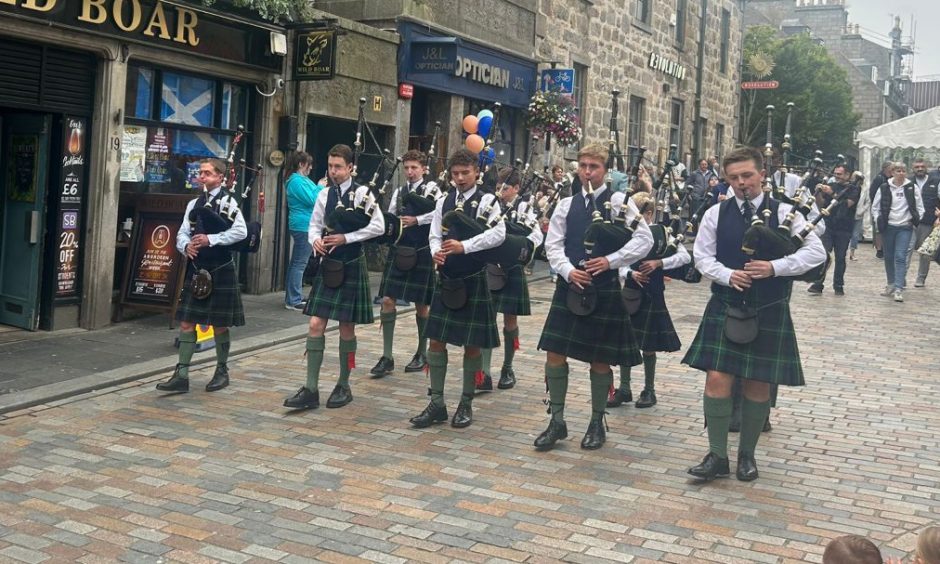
xmin=426 ymin=270 xmax=500 ymax=348
xmin=176 ymin=260 xmax=245 ymax=327
xmin=682 ymin=283 xmax=805 ymax=386
xmin=378 ymin=246 xmax=435 ymax=305
xmin=304 ymin=253 xmax=374 ymax=324
xmin=628 ymin=271 xmax=681 ymax=352
xmin=538 ymin=275 xmax=642 ymax=366
xmin=490 ymin=266 xmax=531 ymax=316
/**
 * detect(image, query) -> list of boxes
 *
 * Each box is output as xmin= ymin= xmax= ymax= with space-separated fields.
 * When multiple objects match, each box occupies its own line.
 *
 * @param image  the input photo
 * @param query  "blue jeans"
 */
xmin=882 ymin=224 xmax=913 ymax=290
xmin=850 ymin=217 xmax=864 ymax=249
xmin=286 ymin=230 xmax=312 ymax=306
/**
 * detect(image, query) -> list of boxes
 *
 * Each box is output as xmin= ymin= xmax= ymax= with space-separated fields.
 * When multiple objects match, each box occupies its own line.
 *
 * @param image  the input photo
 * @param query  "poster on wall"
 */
xmin=8 ymin=135 xmax=38 ymax=203
xmin=126 ymin=213 xmax=183 ymax=304
xmin=145 ymin=127 xmax=171 ymax=183
xmin=56 ymin=116 xmax=87 ymax=299
xmin=185 ymin=160 xmax=201 ymax=191
xmin=120 ymin=125 xmax=147 ymax=182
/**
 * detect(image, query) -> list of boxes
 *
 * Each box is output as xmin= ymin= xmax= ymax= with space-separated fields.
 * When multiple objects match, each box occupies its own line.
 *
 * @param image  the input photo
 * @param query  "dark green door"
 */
xmin=0 ymin=113 xmax=50 ymax=330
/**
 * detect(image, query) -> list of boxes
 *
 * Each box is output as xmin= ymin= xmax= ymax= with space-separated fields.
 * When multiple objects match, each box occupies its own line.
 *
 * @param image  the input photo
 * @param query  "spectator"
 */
xmin=823 ymin=535 xmax=883 ymax=564
xmin=284 ymin=151 xmax=323 ymax=311
xmin=871 ymin=162 xmax=925 ymax=302
xmin=908 ymin=159 xmax=938 ymax=287
xmin=849 ymin=171 xmax=868 ymax=261
xmin=870 ymin=161 xmax=893 ymax=258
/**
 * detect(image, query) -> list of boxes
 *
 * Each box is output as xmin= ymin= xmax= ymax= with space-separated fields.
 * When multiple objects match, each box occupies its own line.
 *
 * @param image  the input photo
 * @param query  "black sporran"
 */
xmin=724 ymin=305 xmax=759 ymax=344
xmin=191 ymin=269 xmax=213 ymax=300
xmin=440 ymin=277 xmax=468 ymax=310
xmin=321 ymin=258 xmax=345 ymax=289
xmin=621 ymin=285 xmax=643 ymax=315
xmin=566 ymin=282 xmax=597 ymax=316
xmin=393 ymin=246 xmax=418 ymax=272
xmin=485 ymin=264 xmax=508 ymax=291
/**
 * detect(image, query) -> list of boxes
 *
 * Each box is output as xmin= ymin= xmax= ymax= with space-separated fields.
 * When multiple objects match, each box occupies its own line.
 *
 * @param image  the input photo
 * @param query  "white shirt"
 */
xmin=177 ymin=187 xmax=248 ymax=254
xmin=693 ymin=192 xmax=827 ymax=287
xmin=429 ymin=186 xmax=506 ymax=257
xmin=871 ymin=180 xmax=925 ymax=227
xmin=308 ymin=178 xmax=386 ymax=252
xmin=545 ymin=185 xmax=654 ymax=284
xmin=503 ymin=198 xmax=545 ymax=248
xmin=387 ymin=180 xmax=441 ymax=226
xmin=619 ymin=240 xmax=691 ymax=281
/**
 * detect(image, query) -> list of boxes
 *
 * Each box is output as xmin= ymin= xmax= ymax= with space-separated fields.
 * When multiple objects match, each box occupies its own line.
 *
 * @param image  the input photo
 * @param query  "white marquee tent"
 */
xmin=857 ymin=105 xmax=940 ymax=183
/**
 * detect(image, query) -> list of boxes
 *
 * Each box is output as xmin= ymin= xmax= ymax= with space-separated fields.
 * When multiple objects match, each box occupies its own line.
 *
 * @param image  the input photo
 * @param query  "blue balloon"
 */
xmin=477 ymin=116 xmax=493 ymax=138
xmin=482 ymin=147 xmax=496 ymax=165
xmin=477 ymin=109 xmax=494 ymax=120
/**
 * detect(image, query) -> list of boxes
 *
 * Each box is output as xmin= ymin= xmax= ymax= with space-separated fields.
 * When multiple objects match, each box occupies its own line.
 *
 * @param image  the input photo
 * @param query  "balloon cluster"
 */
xmin=462 ymin=109 xmax=497 ymax=167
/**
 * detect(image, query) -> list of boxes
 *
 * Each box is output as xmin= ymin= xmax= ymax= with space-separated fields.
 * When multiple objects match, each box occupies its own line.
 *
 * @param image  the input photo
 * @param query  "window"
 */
xmin=715 ymin=123 xmax=725 ymax=161
xmin=627 ymin=96 xmax=645 ymax=166
xmin=697 ymin=117 xmax=708 ymax=160
xmin=676 ymin=0 xmax=687 ymax=47
xmin=572 ymin=62 xmax=588 ymax=149
xmin=669 ymin=99 xmax=684 ymax=157
xmin=634 ymin=0 xmax=652 ymax=26
xmin=719 ymin=9 xmax=731 ymax=74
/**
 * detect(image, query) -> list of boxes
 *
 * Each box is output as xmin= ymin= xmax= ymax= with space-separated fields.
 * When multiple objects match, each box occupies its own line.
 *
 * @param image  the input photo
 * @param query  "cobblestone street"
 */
xmin=1 ymin=251 xmax=937 ymax=563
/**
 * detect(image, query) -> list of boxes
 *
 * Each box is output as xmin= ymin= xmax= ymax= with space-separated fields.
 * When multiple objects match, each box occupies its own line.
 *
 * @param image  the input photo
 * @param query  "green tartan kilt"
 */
xmin=490 ymin=265 xmax=531 ymax=316
xmin=304 ymin=253 xmax=374 ymax=324
xmin=426 ymin=269 xmax=500 ymax=348
xmin=176 ymin=260 xmax=245 ymax=327
xmin=378 ymin=246 xmax=435 ymax=305
xmin=538 ymin=275 xmax=642 ymax=366
xmin=682 ymin=285 xmax=805 ymax=386
xmin=631 ymin=290 xmax=681 ymax=353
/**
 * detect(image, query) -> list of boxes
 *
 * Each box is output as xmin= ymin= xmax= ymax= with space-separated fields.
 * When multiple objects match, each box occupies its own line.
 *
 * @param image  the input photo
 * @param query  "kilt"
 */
xmin=631 ymin=288 xmax=681 ymax=353
xmin=538 ymin=274 xmax=642 ymax=366
xmin=490 ymin=265 xmax=531 ymax=316
xmin=682 ymin=284 xmax=805 ymax=386
xmin=304 ymin=253 xmax=374 ymax=324
xmin=176 ymin=260 xmax=245 ymax=327
xmin=378 ymin=246 xmax=434 ymax=305
xmin=426 ymin=270 xmax=500 ymax=348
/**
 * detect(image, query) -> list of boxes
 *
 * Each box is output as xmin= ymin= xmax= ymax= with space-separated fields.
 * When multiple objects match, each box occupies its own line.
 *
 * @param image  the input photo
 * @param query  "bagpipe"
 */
xmin=582 ymin=180 xmax=639 ymax=260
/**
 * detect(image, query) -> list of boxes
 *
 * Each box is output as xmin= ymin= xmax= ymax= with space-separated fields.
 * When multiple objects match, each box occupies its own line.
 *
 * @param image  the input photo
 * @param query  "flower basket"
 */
xmin=527 ymin=90 xmax=582 ymax=147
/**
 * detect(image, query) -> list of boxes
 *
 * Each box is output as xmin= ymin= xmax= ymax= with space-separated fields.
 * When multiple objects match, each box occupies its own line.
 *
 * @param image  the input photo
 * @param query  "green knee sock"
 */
xmin=545 ymin=363 xmax=569 ymax=422
xmin=703 ymin=395 xmax=733 ymax=458
xmin=739 ymin=398 xmax=771 ymax=455
xmin=503 ymin=327 xmax=518 ymax=369
xmin=214 ymin=330 xmax=231 ymax=366
xmin=338 ymin=338 xmax=357 ymax=387
xmin=589 ymin=370 xmax=613 ymax=419
xmin=176 ymin=331 xmax=197 ymax=379
xmin=415 ymin=316 xmax=428 ymax=356
xmin=380 ymin=311 xmax=396 ymax=358
xmin=462 ymin=353 xmax=482 ymax=401
xmin=305 ymin=336 xmax=325 ymax=390
xmin=427 ymin=350 xmax=448 ymax=407
xmin=618 ymin=365 xmax=632 ymax=392
xmin=480 ymin=348 xmax=493 ymax=377
xmin=643 ymin=353 xmax=656 ymax=391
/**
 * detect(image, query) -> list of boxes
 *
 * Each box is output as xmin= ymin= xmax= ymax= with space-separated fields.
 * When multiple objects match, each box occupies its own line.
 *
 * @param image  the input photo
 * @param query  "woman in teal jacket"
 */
xmin=285 ymin=151 xmax=323 ymax=309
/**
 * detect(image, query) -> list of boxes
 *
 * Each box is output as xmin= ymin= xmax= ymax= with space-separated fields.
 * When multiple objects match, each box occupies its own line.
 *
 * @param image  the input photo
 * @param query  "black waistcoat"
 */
xmin=564 ymin=188 xmax=613 ymax=266
xmin=325 ymin=183 xmax=363 ymax=260
xmin=440 ymin=187 xmax=486 ymax=277
xmin=398 ymin=181 xmax=432 ymax=247
xmin=191 ymin=190 xmax=235 ymax=268
xmin=715 ymin=197 xmax=789 ymax=301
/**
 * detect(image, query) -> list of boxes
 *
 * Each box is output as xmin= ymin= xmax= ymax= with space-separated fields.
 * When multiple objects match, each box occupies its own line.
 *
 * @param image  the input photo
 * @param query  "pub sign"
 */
xmin=295 ymin=29 xmax=337 ymax=81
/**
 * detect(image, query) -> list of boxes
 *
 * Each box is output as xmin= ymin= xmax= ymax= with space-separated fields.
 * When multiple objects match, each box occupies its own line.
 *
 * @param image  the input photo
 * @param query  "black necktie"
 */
xmin=741 ymin=201 xmax=754 ymax=223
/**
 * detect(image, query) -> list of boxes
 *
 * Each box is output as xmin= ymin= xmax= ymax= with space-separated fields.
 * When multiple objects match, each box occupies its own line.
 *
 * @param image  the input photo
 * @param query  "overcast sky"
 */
xmin=845 ymin=0 xmax=940 ymax=79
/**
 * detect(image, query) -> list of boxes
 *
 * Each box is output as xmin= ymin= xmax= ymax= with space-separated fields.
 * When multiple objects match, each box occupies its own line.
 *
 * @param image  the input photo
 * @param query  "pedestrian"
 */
xmin=822 ymin=535 xmax=883 ymax=564
xmin=370 ymin=150 xmax=442 ymax=378
xmin=687 ymin=159 xmax=715 ymax=216
xmin=533 ymin=142 xmax=653 ymax=451
xmin=284 ymin=151 xmax=323 ymax=311
xmin=282 ymin=144 xmax=385 ymax=411
xmin=682 ymin=146 xmax=826 ymax=482
xmin=869 ymin=161 xmax=893 ymax=259
xmin=408 ymin=148 xmax=506 ymax=429
xmin=807 ymin=164 xmax=860 ymax=296
xmin=908 ymin=159 xmax=938 ymax=287
xmin=871 ymin=162 xmax=925 ymax=302
xmin=156 ymin=158 xmax=247 ymax=394
xmin=849 ymin=171 xmax=868 ymax=261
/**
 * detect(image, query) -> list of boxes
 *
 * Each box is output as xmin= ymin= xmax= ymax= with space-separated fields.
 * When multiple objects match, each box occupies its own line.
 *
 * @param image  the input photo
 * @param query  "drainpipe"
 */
xmin=692 ymin=0 xmax=708 ymax=161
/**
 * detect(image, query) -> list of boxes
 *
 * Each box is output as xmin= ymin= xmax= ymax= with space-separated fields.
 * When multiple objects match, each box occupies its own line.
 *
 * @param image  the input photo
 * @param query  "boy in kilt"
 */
xmin=683 ymin=146 xmax=825 ymax=482
xmin=535 ymin=143 xmax=653 ymax=451
xmin=157 ymin=158 xmax=247 ymax=394
xmin=370 ymin=150 xmax=441 ymax=378
xmin=283 ymin=144 xmax=385 ymax=411
xmin=478 ymin=166 xmax=544 ymax=391
xmin=409 ymin=149 xmax=506 ymax=429
xmin=609 ymin=192 xmax=691 ymax=409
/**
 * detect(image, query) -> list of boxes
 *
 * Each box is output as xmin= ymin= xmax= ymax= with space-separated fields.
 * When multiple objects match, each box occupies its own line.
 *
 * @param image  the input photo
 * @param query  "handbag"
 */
xmin=321 ymin=258 xmax=345 ymax=289
xmin=191 ymin=268 xmax=213 ymax=300
xmin=621 ymin=285 xmax=643 ymax=316
xmin=724 ymin=305 xmax=759 ymax=344
xmin=393 ymin=246 xmax=419 ymax=272
xmin=566 ymin=282 xmax=597 ymax=316
xmin=485 ymin=264 xmax=508 ymax=291
xmin=439 ymin=277 xmax=468 ymax=310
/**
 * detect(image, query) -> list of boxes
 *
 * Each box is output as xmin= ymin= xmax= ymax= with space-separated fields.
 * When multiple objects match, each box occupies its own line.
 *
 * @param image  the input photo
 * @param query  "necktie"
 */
xmin=456 ymin=192 xmax=465 ymax=207
xmin=741 ymin=201 xmax=754 ymax=223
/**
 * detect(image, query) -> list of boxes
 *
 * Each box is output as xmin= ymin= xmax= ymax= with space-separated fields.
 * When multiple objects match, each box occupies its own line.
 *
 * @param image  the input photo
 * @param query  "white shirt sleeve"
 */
xmin=605 ymin=193 xmax=654 ymax=271
xmin=429 ymin=197 xmax=445 ymax=257
xmin=519 ymin=201 xmax=544 ymax=247
xmin=915 ymin=186 xmax=926 ymax=220
xmin=343 ymin=186 xmax=385 ymax=244
xmin=769 ymin=203 xmax=827 ymax=277
xmin=661 ymin=242 xmax=691 ymax=270
xmin=176 ymin=199 xmax=196 ymax=255
xmin=463 ymin=193 xmax=507 ymax=254
xmin=417 ymin=181 xmax=442 ymax=226
xmin=207 ymin=194 xmax=248 ymax=247
xmin=308 ymin=188 xmax=329 ymax=253
xmin=545 ymin=197 xmax=577 ymax=282
xmin=387 ymin=187 xmax=400 ymax=215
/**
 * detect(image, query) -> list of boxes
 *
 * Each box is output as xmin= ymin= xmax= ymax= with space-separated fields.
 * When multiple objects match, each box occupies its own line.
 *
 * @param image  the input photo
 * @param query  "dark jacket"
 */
xmin=818 ymin=182 xmax=860 ymax=231
xmin=917 ymin=178 xmax=938 ymax=226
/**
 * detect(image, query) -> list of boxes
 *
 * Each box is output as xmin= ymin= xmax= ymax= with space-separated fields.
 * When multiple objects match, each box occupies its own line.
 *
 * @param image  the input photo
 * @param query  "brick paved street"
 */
xmin=1 ymin=250 xmax=937 ymax=563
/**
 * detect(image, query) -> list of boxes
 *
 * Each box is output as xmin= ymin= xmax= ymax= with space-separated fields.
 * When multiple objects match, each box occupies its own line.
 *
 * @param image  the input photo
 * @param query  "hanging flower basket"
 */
xmin=527 ymin=90 xmax=582 ymax=147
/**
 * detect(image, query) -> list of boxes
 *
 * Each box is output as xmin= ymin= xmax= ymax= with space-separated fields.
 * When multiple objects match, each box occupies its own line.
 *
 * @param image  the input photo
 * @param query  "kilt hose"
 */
xmin=378 ymin=245 xmax=435 ymax=305
xmin=682 ymin=283 xmax=805 ymax=386
xmin=630 ymin=281 xmax=681 ymax=353
xmin=176 ymin=259 xmax=245 ymax=327
xmin=491 ymin=265 xmax=531 ymax=316
xmin=426 ymin=270 xmax=500 ymax=349
xmin=538 ymin=274 xmax=642 ymax=367
xmin=304 ymin=253 xmax=374 ymax=324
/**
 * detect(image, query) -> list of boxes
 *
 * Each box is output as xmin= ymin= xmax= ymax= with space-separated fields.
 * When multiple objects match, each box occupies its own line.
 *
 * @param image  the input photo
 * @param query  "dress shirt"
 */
xmin=308 ymin=178 xmax=386 ymax=251
xmin=387 ymin=180 xmax=440 ymax=226
xmin=619 ymin=241 xmax=691 ymax=281
xmin=871 ymin=180 xmax=925 ymax=227
xmin=429 ymin=186 xmax=506 ymax=257
xmin=504 ymin=198 xmax=545 ymax=248
xmin=773 ymin=172 xmax=802 ymax=197
xmin=176 ymin=187 xmax=248 ymax=253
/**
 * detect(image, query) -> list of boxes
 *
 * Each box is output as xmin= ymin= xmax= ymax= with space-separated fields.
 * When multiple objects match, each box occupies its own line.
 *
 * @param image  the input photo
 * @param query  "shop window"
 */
xmin=125 ymin=65 xmax=154 ymax=119
xmin=627 ymin=95 xmax=645 ymax=166
xmin=160 ymin=72 xmax=215 ymax=126
xmin=669 ymin=99 xmax=684 ymax=157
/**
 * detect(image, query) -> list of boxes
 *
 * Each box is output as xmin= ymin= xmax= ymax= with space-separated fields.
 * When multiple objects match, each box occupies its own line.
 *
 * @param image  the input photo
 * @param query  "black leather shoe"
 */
xmin=283 ymin=386 xmax=319 ymax=410
xmin=807 ymin=284 xmax=823 ymax=294
xmin=404 ymin=353 xmax=427 ymax=373
xmin=451 ymin=399 xmax=473 ymax=428
xmin=580 ymin=417 xmax=607 ymax=450
xmin=497 ymin=366 xmax=516 ymax=389
xmin=534 ymin=419 xmax=568 ymax=450
xmin=762 ymin=417 xmax=772 ymax=432
xmin=205 ymin=365 xmax=229 ymax=392
xmin=635 ymin=389 xmax=657 ymax=408
xmin=736 ymin=451 xmax=759 ymax=481
xmin=688 ymin=452 xmax=731 ymax=481
xmin=834 ymin=287 xmax=845 ymax=296
xmin=156 ymin=365 xmax=189 ymax=393
xmin=475 ymin=372 xmax=493 ymax=392
xmin=369 ymin=356 xmax=394 ymax=378
xmin=606 ymin=388 xmax=632 ymax=408
xmin=326 ymin=384 xmax=352 ymax=408
xmin=409 ymin=402 xmax=448 ymax=428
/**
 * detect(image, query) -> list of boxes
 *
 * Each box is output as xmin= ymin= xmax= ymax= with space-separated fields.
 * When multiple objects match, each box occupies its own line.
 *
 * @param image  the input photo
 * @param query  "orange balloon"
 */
xmin=465 ymin=134 xmax=485 ymax=153
xmin=462 ymin=115 xmax=479 ymax=134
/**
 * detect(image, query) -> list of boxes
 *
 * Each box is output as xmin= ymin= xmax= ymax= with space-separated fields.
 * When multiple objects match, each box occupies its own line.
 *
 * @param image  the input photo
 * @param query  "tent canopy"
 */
xmin=857 ymin=105 xmax=940 ymax=149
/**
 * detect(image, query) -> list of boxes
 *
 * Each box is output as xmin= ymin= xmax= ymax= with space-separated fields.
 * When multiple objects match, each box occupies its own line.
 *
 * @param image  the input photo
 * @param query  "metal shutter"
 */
xmin=0 ymin=38 xmax=96 ymax=115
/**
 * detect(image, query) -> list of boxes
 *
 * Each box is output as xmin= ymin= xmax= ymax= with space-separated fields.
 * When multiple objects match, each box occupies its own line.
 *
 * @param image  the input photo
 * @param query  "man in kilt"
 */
xmin=477 ymin=166 xmax=543 ymax=391
xmin=283 ymin=144 xmax=385 ymax=411
xmin=370 ymin=150 xmax=441 ymax=378
xmin=409 ymin=149 xmax=506 ymax=429
xmin=535 ymin=143 xmax=653 ymax=451
xmin=609 ymin=192 xmax=691 ymax=409
xmin=157 ymin=158 xmax=246 ymax=394
xmin=683 ymin=146 xmax=825 ymax=482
